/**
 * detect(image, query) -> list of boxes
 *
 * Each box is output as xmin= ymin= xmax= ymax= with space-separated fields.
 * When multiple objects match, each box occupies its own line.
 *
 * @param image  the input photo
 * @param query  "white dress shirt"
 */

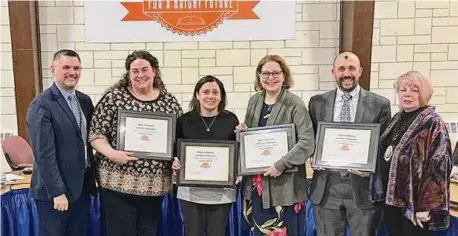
xmin=333 ymin=85 xmax=360 ymax=122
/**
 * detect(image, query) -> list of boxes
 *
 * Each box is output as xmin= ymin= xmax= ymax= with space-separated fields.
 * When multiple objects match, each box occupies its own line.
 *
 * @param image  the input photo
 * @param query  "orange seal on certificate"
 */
xmin=200 ymin=162 xmax=210 ymax=168
xmin=340 ymin=145 xmax=350 ymax=151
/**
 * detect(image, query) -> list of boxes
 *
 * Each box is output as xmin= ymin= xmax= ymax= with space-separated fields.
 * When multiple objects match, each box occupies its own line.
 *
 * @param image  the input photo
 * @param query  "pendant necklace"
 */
xmin=383 ymin=111 xmax=417 ymax=161
xmin=383 ymin=145 xmax=394 ymax=161
xmin=263 ymin=104 xmax=274 ymax=119
xmin=384 ymin=124 xmax=402 ymax=162
xmin=201 ymin=115 xmax=217 ymax=132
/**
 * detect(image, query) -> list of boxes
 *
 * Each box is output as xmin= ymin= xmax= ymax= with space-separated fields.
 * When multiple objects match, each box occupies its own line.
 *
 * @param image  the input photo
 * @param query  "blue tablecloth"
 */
xmin=2 ymin=188 xmax=457 ymax=236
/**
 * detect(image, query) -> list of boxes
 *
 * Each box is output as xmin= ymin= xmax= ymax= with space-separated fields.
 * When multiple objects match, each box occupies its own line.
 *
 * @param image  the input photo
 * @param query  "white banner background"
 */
xmin=84 ymin=0 xmax=296 ymax=42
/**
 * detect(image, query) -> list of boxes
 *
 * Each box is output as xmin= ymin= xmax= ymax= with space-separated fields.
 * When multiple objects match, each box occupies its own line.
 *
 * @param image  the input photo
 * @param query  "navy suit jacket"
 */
xmin=27 ymin=83 xmax=96 ymax=202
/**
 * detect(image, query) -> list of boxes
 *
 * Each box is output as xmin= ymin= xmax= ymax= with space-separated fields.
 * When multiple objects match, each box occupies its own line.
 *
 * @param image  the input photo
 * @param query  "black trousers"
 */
xmin=101 ymin=188 xmax=163 ymax=236
xmin=313 ymin=174 xmax=378 ymax=236
xmin=180 ymin=200 xmax=232 ymax=236
xmin=384 ymin=205 xmax=436 ymax=236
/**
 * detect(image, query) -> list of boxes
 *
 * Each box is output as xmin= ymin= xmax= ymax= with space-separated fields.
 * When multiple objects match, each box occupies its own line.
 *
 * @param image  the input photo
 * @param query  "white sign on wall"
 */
xmin=84 ymin=0 xmax=296 ymax=42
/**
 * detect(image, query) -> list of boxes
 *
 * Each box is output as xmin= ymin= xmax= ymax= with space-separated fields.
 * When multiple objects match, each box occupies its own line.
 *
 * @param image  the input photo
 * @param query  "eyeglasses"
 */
xmin=260 ymin=71 xmax=283 ymax=79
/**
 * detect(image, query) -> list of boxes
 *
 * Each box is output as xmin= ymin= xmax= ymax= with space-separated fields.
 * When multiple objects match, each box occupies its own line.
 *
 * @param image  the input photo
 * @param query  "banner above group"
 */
xmin=84 ymin=0 xmax=296 ymax=42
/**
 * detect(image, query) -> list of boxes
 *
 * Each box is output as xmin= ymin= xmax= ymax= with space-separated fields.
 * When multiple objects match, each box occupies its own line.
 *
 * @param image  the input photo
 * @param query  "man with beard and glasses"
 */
xmin=307 ymin=51 xmax=391 ymax=236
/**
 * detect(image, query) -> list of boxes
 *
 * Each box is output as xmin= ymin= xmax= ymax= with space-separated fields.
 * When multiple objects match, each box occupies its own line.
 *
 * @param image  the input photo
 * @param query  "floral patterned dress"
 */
xmin=242 ymin=103 xmax=306 ymax=236
xmin=89 ymin=87 xmax=183 ymax=196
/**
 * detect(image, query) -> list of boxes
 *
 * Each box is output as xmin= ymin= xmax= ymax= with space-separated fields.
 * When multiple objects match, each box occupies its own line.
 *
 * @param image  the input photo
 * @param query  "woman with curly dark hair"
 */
xmin=89 ymin=50 xmax=183 ymax=236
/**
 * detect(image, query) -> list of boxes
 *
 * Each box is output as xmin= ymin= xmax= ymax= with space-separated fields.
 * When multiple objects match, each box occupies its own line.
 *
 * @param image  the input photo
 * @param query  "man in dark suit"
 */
xmin=308 ymin=51 xmax=391 ymax=236
xmin=27 ymin=49 xmax=96 ymax=236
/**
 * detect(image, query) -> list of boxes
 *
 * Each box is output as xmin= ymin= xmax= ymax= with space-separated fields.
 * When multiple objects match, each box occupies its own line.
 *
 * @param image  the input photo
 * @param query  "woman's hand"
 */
xmin=412 ymin=211 xmax=430 ymax=228
xmin=107 ymin=150 xmax=138 ymax=165
xmin=235 ymin=123 xmax=248 ymax=132
xmin=264 ymin=165 xmax=281 ymax=178
xmin=172 ymin=157 xmax=181 ymax=170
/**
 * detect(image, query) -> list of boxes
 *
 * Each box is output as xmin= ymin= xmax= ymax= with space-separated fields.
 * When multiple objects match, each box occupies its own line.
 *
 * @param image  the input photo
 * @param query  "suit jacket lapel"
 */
xmin=250 ymin=94 xmax=264 ymax=128
xmin=355 ymin=89 xmax=368 ymax=123
xmin=323 ymin=90 xmax=336 ymax=122
xmin=76 ymin=92 xmax=89 ymax=121
xmin=51 ymin=84 xmax=83 ymax=141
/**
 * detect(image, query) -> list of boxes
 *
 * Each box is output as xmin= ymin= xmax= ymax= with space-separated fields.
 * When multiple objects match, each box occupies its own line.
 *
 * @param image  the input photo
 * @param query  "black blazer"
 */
xmin=27 ymin=83 xmax=96 ymax=202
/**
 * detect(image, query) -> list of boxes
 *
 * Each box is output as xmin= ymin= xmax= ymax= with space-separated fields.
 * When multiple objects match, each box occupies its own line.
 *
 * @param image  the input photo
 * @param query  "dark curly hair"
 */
xmin=109 ymin=50 xmax=165 ymax=91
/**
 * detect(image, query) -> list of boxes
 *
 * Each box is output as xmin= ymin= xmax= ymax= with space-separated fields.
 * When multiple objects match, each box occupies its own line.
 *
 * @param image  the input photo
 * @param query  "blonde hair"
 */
xmin=254 ymin=55 xmax=293 ymax=92
xmin=394 ymin=70 xmax=433 ymax=106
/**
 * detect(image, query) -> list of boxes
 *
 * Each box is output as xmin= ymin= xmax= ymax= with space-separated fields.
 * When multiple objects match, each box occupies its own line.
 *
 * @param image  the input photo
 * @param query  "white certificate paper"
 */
xmin=243 ymin=131 xmax=288 ymax=168
xmin=184 ymin=146 xmax=229 ymax=181
xmin=124 ymin=117 xmax=168 ymax=153
xmin=321 ymin=128 xmax=371 ymax=164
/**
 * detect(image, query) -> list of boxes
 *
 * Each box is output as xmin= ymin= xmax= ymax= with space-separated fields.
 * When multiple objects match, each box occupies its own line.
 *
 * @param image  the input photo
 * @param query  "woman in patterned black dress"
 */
xmin=89 ymin=51 xmax=183 ymax=236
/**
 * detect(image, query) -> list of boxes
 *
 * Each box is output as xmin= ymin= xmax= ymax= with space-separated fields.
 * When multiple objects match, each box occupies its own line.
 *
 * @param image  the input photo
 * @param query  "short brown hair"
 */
xmin=254 ymin=55 xmax=293 ymax=91
xmin=394 ymin=70 xmax=433 ymax=106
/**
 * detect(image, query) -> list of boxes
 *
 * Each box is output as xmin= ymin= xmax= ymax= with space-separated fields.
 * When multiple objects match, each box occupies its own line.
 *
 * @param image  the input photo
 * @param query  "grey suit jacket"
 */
xmin=308 ymin=88 xmax=391 ymax=209
xmin=243 ymin=89 xmax=315 ymax=209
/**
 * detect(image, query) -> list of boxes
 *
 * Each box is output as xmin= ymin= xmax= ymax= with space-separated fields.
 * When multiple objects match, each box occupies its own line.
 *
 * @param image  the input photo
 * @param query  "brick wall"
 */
xmin=1 ymin=0 xmax=458 ymax=171
xmin=37 ymin=0 xmax=341 ymax=120
xmin=1 ymin=1 xmax=16 ymax=134
xmin=0 ymin=1 xmax=16 ymax=172
xmin=371 ymin=0 xmax=458 ymax=120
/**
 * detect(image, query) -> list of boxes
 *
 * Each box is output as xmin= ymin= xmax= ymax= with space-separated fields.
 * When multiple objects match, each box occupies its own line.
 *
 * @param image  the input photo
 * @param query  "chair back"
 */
xmin=1 ymin=136 xmax=34 ymax=170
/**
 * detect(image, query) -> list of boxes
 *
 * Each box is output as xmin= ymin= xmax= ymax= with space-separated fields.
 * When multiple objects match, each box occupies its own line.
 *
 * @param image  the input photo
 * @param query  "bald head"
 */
xmin=332 ymin=51 xmax=363 ymax=93
xmin=333 ymin=51 xmax=361 ymax=68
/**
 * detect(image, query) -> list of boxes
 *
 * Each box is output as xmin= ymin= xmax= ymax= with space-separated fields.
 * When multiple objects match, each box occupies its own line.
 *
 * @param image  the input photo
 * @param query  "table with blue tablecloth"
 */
xmin=2 ymin=187 xmax=457 ymax=236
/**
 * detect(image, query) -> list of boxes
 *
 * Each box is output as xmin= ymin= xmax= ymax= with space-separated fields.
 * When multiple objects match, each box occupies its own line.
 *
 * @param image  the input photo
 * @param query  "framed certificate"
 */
xmin=116 ymin=109 xmax=176 ymax=160
xmin=313 ymin=121 xmax=380 ymax=172
xmin=237 ymin=124 xmax=297 ymax=175
xmin=177 ymin=139 xmax=237 ymax=188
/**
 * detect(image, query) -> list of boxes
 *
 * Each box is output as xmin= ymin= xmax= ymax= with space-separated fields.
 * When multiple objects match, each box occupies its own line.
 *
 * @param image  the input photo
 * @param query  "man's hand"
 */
xmin=53 ymin=194 xmax=69 ymax=211
xmin=310 ymin=158 xmax=326 ymax=170
xmin=264 ymin=165 xmax=281 ymax=178
xmin=412 ymin=211 xmax=430 ymax=228
xmin=348 ymin=169 xmax=371 ymax=178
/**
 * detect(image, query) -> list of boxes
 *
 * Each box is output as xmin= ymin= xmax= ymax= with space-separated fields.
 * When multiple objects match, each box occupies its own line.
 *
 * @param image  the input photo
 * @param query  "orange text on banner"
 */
xmin=121 ymin=0 xmax=260 ymax=36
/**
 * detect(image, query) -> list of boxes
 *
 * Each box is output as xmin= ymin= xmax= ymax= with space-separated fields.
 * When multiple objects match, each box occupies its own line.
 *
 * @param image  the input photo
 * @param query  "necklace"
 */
xmin=263 ymin=104 xmax=274 ymax=119
xmin=383 ymin=109 xmax=422 ymax=161
xmin=201 ymin=115 xmax=217 ymax=132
